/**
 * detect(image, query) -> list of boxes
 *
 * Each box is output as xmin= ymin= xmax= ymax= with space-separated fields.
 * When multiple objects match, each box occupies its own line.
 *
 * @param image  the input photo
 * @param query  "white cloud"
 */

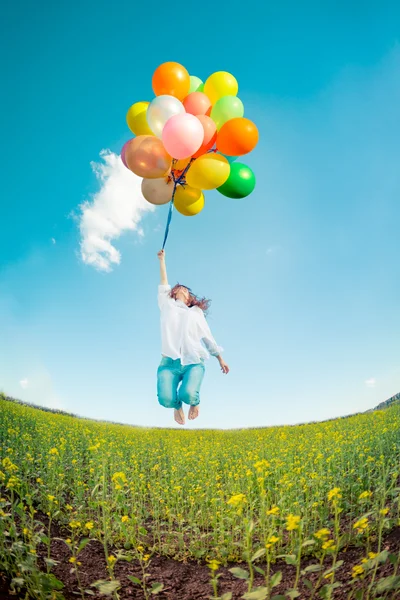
xmin=19 ymin=378 xmax=29 ymax=389
xmin=365 ymin=378 xmax=376 ymax=388
xmin=78 ymin=150 xmax=155 ymax=272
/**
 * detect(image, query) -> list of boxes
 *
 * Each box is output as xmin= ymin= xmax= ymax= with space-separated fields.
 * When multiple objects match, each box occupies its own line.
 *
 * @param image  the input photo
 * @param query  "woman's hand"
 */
xmin=157 ymin=250 xmax=165 ymax=261
xmin=217 ymin=356 xmax=230 ymax=374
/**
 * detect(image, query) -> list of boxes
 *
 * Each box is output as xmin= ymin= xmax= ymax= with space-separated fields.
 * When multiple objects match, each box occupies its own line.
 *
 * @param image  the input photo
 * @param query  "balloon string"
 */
xmin=161 ymin=158 xmax=194 ymax=250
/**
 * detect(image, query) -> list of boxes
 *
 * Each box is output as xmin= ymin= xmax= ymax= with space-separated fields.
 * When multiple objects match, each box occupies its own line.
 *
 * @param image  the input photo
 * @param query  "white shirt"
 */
xmin=158 ymin=284 xmax=223 ymax=366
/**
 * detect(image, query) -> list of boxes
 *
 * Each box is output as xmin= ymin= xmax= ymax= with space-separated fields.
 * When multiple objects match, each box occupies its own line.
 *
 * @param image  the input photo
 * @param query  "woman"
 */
xmin=157 ymin=249 xmax=229 ymax=425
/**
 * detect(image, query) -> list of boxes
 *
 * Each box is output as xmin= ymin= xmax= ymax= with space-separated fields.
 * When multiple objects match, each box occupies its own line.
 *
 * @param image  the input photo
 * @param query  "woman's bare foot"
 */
xmin=174 ymin=407 xmax=185 ymax=425
xmin=188 ymin=405 xmax=199 ymax=420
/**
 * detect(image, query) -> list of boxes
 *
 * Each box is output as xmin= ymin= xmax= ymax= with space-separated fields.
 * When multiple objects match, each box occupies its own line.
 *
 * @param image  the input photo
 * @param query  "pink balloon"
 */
xmin=183 ymin=92 xmax=211 ymax=116
xmin=162 ymin=114 xmax=204 ymax=159
xmin=120 ymin=140 xmax=131 ymax=167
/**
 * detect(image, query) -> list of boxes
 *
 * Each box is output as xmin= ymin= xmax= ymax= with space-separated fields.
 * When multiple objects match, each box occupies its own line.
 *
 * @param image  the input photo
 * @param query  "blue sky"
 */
xmin=1 ymin=1 xmax=399 ymax=428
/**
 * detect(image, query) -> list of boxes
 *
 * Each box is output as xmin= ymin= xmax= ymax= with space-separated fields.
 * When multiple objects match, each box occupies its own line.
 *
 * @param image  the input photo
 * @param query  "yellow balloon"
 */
xmin=204 ymin=71 xmax=238 ymax=105
xmin=186 ymin=153 xmax=230 ymax=190
xmin=126 ymin=102 xmax=153 ymax=136
xmin=174 ymin=185 xmax=204 ymax=216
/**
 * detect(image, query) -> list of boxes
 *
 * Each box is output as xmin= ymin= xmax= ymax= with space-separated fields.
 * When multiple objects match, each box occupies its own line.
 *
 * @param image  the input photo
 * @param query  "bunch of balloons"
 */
xmin=121 ymin=61 xmax=258 ymax=243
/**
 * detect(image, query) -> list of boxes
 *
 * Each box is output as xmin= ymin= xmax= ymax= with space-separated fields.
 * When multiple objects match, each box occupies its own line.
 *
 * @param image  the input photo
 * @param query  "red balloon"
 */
xmin=192 ymin=115 xmax=217 ymax=158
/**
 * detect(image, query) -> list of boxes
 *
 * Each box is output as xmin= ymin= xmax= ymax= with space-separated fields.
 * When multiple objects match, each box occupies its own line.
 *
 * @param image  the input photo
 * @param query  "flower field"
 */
xmin=0 ymin=395 xmax=399 ymax=600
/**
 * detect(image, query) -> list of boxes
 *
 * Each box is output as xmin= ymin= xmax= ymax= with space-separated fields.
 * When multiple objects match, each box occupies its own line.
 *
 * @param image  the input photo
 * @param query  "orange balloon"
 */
xmin=192 ymin=115 xmax=217 ymax=158
xmin=152 ymin=62 xmax=190 ymax=101
xmin=125 ymin=136 xmax=172 ymax=178
xmin=216 ymin=118 xmax=259 ymax=156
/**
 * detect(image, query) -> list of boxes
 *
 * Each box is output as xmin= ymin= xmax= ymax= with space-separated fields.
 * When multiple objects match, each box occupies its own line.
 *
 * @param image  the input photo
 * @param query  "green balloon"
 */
xmin=189 ymin=75 xmax=203 ymax=94
xmin=217 ymin=163 xmax=256 ymax=199
xmin=210 ymin=95 xmax=244 ymax=130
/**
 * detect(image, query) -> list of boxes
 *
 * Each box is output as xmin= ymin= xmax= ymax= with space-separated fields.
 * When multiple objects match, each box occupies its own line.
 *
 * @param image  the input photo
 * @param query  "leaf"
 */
xmin=303 ymin=579 xmax=313 ymax=591
xmin=40 ymin=535 xmax=50 ymax=544
xmin=10 ymin=578 xmax=25 ymax=588
xmin=221 ymin=594 xmax=233 ymax=600
xmin=242 ymin=587 xmax=269 ymax=599
xmin=150 ymin=582 xmax=164 ymax=594
xmin=139 ymin=527 xmax=147 ymax=535
xmin=251 ymin=548 xmax=266 ymax=562
xmin=389 ymin=553 xmax=398 ymax=565
xmin=127 ymin=576 xmax=141 ymax=585
xmin=270 ymin=596 xmax=286 ymax=600
xmin=375 ymin=550 xmax=389 ymax=564
xmin=323 ymin=560 xmax=343 ymax=576
xmin=91 ymin=579 xmax=121 ymax=595
xmin=375 ymin=575 xmax=400 ymax=593
xmin=301 ymin=540 xmax=316 ymax=548
xmin=270 ymin=571 xmax=282 ymax=589
xmin=355 ymin=590 xmax=363 ymax=600
xmin=45 ymin=574 xmax=64 ymax=590
xmin=284 ymin=555 xmax=297 ymax=566
xmin=84 ymin=590 xmax=95 ymax=596
xmin=77 ymin=537 xmax=91 ymax=553
xmin=302 ymin=564 xmax=323 ymax=574
xmin=318 ymin=582 xmax=342 ymax=599
xmin=285 ymin=590 xmax=300 ymax=599
xmin=44 ymin=557 xmax=59 ymax=567
xmin=229 ymin=567 xmax=249 ymax=580
xmin=254 ymin=566 xmax=265 ymax=575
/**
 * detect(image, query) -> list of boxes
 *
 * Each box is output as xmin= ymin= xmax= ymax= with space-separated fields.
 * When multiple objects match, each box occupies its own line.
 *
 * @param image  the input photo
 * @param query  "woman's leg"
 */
xmin=157 ymin=358 xmax=182 ymax=410
xmin=178 ymin=362 xmax=205 ymax=407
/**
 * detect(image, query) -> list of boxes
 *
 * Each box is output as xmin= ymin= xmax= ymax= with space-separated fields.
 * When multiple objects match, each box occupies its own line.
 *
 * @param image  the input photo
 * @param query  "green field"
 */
xmin=0 ymin=394 xmax=399 ymax=599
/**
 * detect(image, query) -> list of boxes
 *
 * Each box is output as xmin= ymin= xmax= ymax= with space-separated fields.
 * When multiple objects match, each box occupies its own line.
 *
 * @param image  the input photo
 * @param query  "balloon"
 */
xmin=174 ymin=185 xmax=204 ymax=216
xmin=125 ymin=135 xmax=172 ymax=178
xmin=221 ymin=154 xmax=238 ymax=163
xmin=162 ymin=113 xmax=204 ymax=160
xmin=183 ymin=92 xmax=211 ymax=117
xmin=217 ymin=162 xmax=256 ymax=198
xmin=120 ymin=140 xmax=131 ymax=167
xmin=141 ymin=176 xmax=174 ymax=205
xmin=217 ymin=118 xmax=259 ymax=156
xmin=192 ymin=115 xmax=217 ymax=158
xmin=186 ymin=152 xmax=230 ymax=190
xmin=126 ymin=102 xmax=153 ymax=136
xmin=210 ymin=96 xmax=244 ymax=130
xmin=147 ymin=95 xmax=185 ymax=138
xmin=189 ymin=75 xmax=203 ymax=93
xmin=173 ymin=157 xmax=192 ymax=172
xmin=204 ymin=71 xmax=238 ymax=105
xmin=152 ymin=62 xmax=190 ymax=101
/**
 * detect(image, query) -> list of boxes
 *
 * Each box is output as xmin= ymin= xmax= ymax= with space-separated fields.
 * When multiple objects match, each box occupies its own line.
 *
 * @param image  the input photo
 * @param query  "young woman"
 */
xmin=157 ymin=249 xmax=229 ymax=425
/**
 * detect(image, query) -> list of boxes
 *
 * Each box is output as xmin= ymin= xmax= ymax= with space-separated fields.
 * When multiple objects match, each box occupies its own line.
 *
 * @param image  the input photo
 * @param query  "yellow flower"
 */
xmin=66 ymin=504 xmax=73 ymax=511
xmin=322 ymin=539 xmax=336 ymax=551
xmin=66 ymin=538 xmax=72 ymax=544
xmin=208 ymin=559 xmax=220 ymax=571
xmin=352 ymin=565 xmax=364 ymax=578
xmin=69 ymin=557 xmax=77 ymax=563
xmin=36 ymin=478 xmax=43 ymax=484
xmin=379 ymin=508 xmax=389 ymax=516
xmin=23 ymin=527 xmax=29 ymax=535
xmin=107 ymin=555 xmax=117 ymax=565
xmin=136 ymin=545 xmax=144 ymax=552
xmin=266 ymin=506 xmax=280 ymax=516
xmin=368 ymin=552 xmax=378 ymax=559
xmin=47 ymin=495 xmax=55 ymax=502
xmin=227 ymin=493 xmax=247 ymax=507
xmin=286 ymin=514 xmax=301 ymax=531
xmin=143 ymin=554 xmax=151 ymax=562
xmin=85 ymin=522 xmax=94 ymax=530
xmin=358 ymin=490 xmax=372 ymax=500
xmin=324 ymin=572 xmax=334 ymax=579
xmin=49 ymin=448 xmax=59 ymax=455
xmin=121 ymin=515 xmax=129 ymax=523
xmin=69 ymin=520 xmax=81 ymax=529
xmin=327 ymin=487 xmax=342 ymax=501
xmin=353 ymin=517 xmax=369 ymax=533
xmin=315 ymin=528 xmax=330 ymax=540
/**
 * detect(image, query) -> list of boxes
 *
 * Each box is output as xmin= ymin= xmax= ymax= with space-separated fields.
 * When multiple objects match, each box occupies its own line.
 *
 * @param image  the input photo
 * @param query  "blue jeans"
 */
xmin=157 ymin=356 xmax=205 ymax=410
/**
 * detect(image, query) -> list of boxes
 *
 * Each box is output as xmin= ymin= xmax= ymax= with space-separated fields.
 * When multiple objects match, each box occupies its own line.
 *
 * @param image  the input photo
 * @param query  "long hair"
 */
xmin=170 ymin=283 xmax=211 ymax=314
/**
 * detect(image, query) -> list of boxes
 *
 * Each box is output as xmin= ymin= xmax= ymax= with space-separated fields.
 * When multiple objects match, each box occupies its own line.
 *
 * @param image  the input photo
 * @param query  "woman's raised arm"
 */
xmin=157 ymin=249 xmax=168 ymax=285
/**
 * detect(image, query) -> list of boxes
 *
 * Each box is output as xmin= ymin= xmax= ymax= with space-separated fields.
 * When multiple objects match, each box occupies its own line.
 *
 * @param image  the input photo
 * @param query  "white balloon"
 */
xmin=141 ymin=176 xmax=174 ymax=205
xmin=147 ymin=95 xmax=185 ymax=138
